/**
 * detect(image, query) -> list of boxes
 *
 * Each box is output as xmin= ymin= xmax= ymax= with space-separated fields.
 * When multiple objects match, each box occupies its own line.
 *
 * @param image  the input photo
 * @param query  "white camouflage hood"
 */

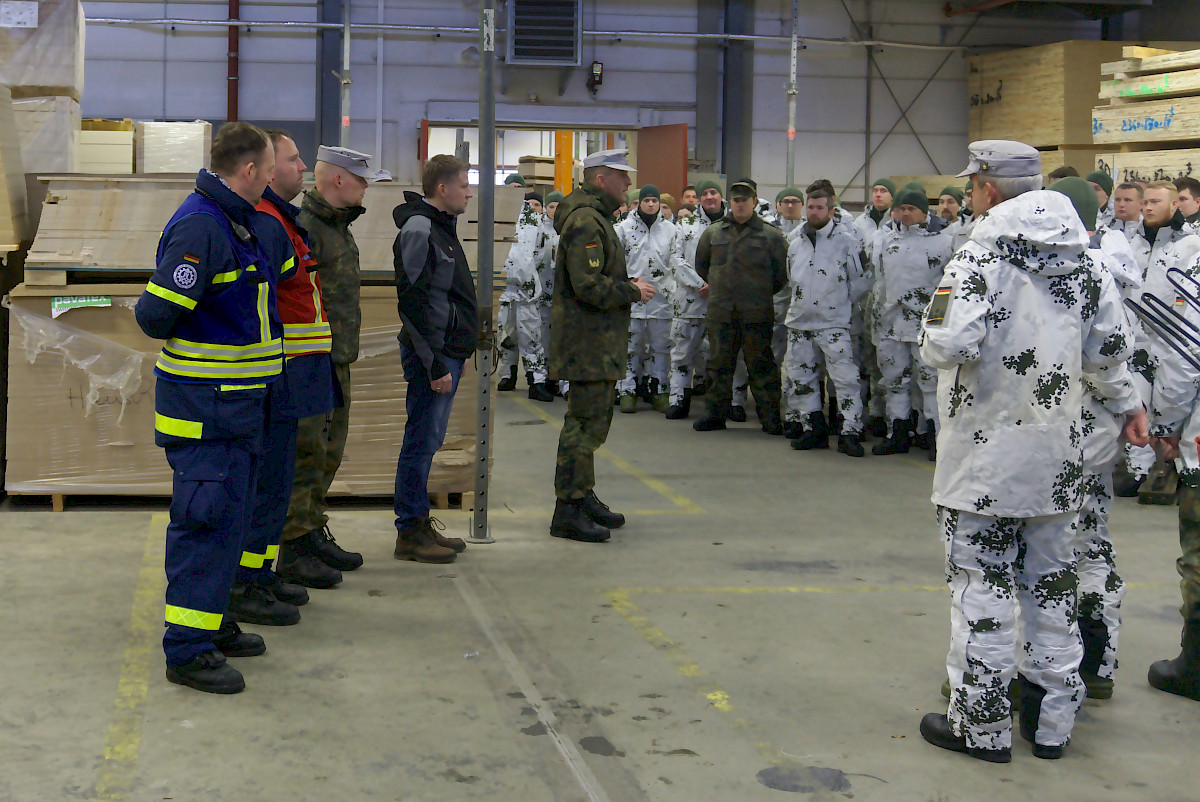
xmin=968 ymin=190 xmax=1089 ymax=277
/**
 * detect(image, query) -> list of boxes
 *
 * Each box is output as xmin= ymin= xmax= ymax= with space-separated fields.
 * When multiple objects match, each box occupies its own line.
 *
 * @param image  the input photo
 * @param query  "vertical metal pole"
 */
xmin=471 ymin=0 xmax=496 ymax=543
xmin=339 ymin=0 xmax=351 ymax=147
xmin=863 ymin=3 xmax=874 ymax=204
xmin=374 ymin=0 xmax=384 ymax=165
xmin=785 ymin=0 xmax=798 ymax=187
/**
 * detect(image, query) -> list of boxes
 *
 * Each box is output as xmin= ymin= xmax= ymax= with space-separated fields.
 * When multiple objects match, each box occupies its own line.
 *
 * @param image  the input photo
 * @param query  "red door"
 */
xmin=635 ymin=123 xmax=688 ymax=200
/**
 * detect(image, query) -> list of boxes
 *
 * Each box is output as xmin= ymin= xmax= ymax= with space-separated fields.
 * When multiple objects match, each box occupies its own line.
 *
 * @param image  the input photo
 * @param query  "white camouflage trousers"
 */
xmin=940 ymin=507 xmax=1084 ymax=751
xmin=618 ymin=318 xmax=671 ymax=395
xmin=877 ymin=338 xmax=938 ymax=431
xmin=783 ymin=327 xmax=863 ymax=435
xmin=855 ymin=332 xmax=885 ymax=419
xmin=497 ymin=298 xmax=547 ymax=382
xmin=669 ymin=318 xmax=706 ymax=404
xmin=1076 ymin=469 xmax=1125 ymax=681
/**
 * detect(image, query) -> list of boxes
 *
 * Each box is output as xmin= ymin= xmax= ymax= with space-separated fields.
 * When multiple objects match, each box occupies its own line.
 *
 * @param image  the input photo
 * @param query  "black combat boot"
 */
xmin=918 ymin=713 xmax=1011 ymax=763
xmin=550 ymin=499 xmax=611 ymax=542
xmin=1148 ymin=618 xmax=1200 ymax=701
xmin=693 ymin=403 xmax=728 ymax=431
xmin=166 ymin=651 xmax=245 ymax=694
xmin=227 ymin=582 xmax=301 ymax=626
xmin=214 ymin=621 xmax=266 ymax=657
xmin=782 ymin=420 xmax=803 ymax=440
xmin=760 ymin=405 xmax=784 ymax=436
xmin=866 ymin=415 xmax=888 ymax=438
xmin=528 ymin=373 xmax=555 ymax=402
xmin=545 ymin=380 xmax=563 ymax=397
xmin=827 ymin=391 xmax=843 ymax=433
xmin=790 ymin=412 xmax=829 ymax=451
xmin=278 ymin=535 xmax=343 ymax=589
xmin=926 ymin=422 xmax=937 ymax=462
xmin=580 ymin=491 xmax=625 ymax=529
xmin=692 ymin=377 xmax=708 ymax=397
xmin=872 ymin=418 xmax=911 ymax=455
xmin=837 ymin=434 xmax=864 ymax=457
xmin=728 ymin=405 xmax=748 ymax=423
xmin=1078 ymin=616 xmax=1113 ymax=699
xmin=309 ymin=525 xmax=363 ymax=571
xmin=665 ymin=389 xmax=692 ymax=420
xmin=258 ymin=571 xmax=309 ymax=607
xmin=637 ymin=376 xmax=652 ymax=404
xmin=1015 ymin=674 xmax=1066 ymax=759
xmin=497 ymin=365 xmax=517 ymax=391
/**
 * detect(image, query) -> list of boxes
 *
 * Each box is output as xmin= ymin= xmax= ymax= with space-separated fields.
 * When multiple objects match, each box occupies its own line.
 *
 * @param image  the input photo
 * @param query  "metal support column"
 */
xmin=721 ymin=0 xmax=755 ymax=184
xmin=316 ymin=0 xmax=342 ymax=148
xmin=339 ymin=0 xmax=352 ymax=147
xmin=470 ymin=0 xmax=497 ymax=544
xmin=785 ymin=0 xmax=798 ymax=187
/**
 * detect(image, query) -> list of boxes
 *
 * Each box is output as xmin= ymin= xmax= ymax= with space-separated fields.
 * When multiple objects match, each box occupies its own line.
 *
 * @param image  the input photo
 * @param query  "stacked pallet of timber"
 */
xmin=0 ymin=85 xmax=28 ymax=255
xmin=4 ymin=180 xmax=522 ymax=504
xmin=1094 ymin=46 xmax=1200 ymax=184
xmin=517 ymin=155 xmax=556 ymax=192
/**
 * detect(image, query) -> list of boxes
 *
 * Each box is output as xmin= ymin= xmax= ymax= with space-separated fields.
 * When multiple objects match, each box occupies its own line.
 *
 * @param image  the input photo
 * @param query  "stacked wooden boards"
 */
xmin=6 ymin=180 xmax=524 ymax=501
xmin=1094 ymin=46 xmax=1200 ymax=183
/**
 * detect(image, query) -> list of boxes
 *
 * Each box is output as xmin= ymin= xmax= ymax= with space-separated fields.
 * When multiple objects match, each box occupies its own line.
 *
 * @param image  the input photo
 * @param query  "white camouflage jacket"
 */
xmin=785 ymin=221 xmax=869 ymax=331
xmin=616 ymin=212 xmax=679 ymax=320
xmin=1132 ymin=218 xmax=1200 ymax=306
xmin=855 ymin=209 xmax=889 ymax=261
xmin=1148 ymin=250 xmax=1200 ymax=476
xmin=873 ymin=218 xmax=955 ymax=343
xmin=500 ymin=201 xmax=550 ymax=304
xmin=919 ymin=191 xmax=1136 ymax=517
xmin=536 ymin=215 xmax=559 ymax=310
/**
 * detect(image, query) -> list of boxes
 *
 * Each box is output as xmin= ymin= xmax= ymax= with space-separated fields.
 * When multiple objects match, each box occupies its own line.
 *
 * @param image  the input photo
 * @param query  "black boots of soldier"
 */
xmin=497 ymin=365 xmax=517 ymax=391
xmin=278 ymin=534 xmax=343 ymax=589
xmin=790 ymin=412 xmax=829 ymax=450
xmin=167 ymin=651 xmax=246 ymax=694
xmin=872 ymin=418 xmax=911 ymax=455
xmin=918 ymin=713 xmax=1011 ymax=764
xmin=227 ymin=582 xmax=301 ymax=626
xmin=693 ymin=404 xmax=728 ymax=431
xmin=1014 ymin=674 xmax=1065 ymax=759
xmin=528 ymin=371 xmax=554 ymax=402
xmin=1148 ymin=618 xmax=1200 ymax=701
xmin=666 ymin=390 xmax=692 ymax=420
xmin=551 ymin=498 xmax=611 ymax=542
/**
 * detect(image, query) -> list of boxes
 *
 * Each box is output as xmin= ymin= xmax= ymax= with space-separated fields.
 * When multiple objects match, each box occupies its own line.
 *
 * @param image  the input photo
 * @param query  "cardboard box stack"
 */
xmin=4 ymin=180 xmax=524 ymax=502
xmin=1094 ymin=46 xmax=1200 ymax=184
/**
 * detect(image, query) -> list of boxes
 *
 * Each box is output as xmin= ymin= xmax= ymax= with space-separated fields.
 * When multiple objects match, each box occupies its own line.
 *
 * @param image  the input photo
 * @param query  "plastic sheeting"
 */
xmin=0 ymin=0 xmax=84 ymax=101
xmin=12 ymin=95 xmax=79 ymax=174
xmin=135 ymin=121 xmax=212 ymax=174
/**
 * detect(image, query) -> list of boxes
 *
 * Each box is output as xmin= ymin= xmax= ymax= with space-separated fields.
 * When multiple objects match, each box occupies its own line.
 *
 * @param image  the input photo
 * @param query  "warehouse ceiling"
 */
xmin=943 ymin=0 xmax=1153 ymax=19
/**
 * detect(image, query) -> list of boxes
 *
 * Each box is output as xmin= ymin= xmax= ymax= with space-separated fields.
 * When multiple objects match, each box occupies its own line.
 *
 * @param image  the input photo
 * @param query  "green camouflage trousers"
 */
xmin=705 ymin=320 xmax=780 ymax=423
xmin=1177 ymin=481 xmax=1200 ymax=619
xmin=940 ymin=506 xmax=1084 ymax=751
xmin=283 ymin=363 xmax=351 ymax=541
xmin=1076 ymin=469 xmax=1125 ymax=681
xmin=554 ymin=380 xmax=615 ymax=501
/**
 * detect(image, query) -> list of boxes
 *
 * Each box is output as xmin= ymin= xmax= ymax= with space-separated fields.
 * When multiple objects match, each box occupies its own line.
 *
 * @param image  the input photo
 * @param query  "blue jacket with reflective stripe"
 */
xmin=135 ymin=170 xmax=296 ymax=385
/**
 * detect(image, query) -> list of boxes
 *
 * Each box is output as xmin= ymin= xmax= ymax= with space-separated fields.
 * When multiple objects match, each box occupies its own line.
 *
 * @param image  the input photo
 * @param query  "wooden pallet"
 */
xmin=1095 ymin=46 xmax=1200 ymax=146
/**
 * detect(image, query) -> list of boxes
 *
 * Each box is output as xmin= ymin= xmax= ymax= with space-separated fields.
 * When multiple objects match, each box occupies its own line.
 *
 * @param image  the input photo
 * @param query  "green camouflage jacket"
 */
xmin=695 ymin=213 xmax=788 ymax=324
xmin=549 ymin=183 xmax=642 ymax=381
xmin=300 ymin=189 xmax=365 ymax=364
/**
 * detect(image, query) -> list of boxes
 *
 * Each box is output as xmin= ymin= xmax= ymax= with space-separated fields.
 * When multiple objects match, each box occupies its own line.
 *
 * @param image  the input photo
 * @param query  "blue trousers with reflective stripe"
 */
xmin=240 ymin=408 xmax=299 ymax=584
xmin=163 ymin=440 xmax=260 ymax=665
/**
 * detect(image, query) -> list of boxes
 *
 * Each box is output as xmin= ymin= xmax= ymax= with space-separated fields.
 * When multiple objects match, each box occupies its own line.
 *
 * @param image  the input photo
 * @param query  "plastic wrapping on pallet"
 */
xmin=0 ymin=84 xmax=28 ymax=249
xmin=12 ymin=95 xmax=79 ymax=174
xmin=0 ymin=0 xmax=84 ymax=101
xmin=135 ymin=121 xmax=212 ymax=174
xmin=2 ymin=286 xmax=481 ymax=496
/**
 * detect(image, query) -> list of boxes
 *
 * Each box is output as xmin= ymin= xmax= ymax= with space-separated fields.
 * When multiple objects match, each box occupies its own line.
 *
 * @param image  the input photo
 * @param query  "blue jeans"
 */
xmin=394 ymin=344 xmax=465 ymax=530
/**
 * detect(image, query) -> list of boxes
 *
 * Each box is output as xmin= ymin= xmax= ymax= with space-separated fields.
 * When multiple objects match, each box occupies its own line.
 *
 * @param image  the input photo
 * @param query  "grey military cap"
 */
xmin=316 ymin=145 xmax=378 ymax=181
xmin=957 ymin=140 xmax=1042 ymax=179
xmin=581 ymin=149 xmax=636 ymax=173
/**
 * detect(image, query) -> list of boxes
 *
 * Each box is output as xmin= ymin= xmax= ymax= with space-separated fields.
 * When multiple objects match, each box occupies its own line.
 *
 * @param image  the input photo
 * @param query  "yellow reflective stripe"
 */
xmin=219 ymin=384 xmax=267 ymax=391
xmin=154 ymin=413 xmax=203 ymax=439
xmin=165 ymin=604 xmax=222 ymax=631
xmin=281 ymin=255 xmax=296 ymax=274
xmin=257 ymin=283 xmax=270 ymax=344
xmin=156 ymin=353 xmax=282 ymax=379
xmin=282 ymin=323 xmax=332 ymax=336
xmin=211 ymin=269 xmax=241 ymax=284
xmin=240 ymin=551 xmax=266 ymax=569
xmin=146 ymin=282 xmax=198 ymax=310
xmin=164 ymin=337 xmax=283 ymax=360
xmin=283 ymin=338 xmax=333 ymax=355
xmin=311 ymin=281 xmax=323 ymax=324
xmin=264 ymin=544 xmax=279 ymax=560
xmin=246 ymin=264 xmax=258 ymax=272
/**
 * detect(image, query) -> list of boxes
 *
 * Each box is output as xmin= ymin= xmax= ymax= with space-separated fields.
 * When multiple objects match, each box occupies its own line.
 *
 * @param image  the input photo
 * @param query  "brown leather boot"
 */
xmin=394 ymin=521 xmax=457 ymax=563
xmin=426 ymin=516 xmax=466 ymax=553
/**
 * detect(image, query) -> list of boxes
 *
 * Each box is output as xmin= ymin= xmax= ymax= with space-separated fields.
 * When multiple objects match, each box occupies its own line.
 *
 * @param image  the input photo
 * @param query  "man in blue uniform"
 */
xmin=134 ymin=122 xmax=296 ymax=694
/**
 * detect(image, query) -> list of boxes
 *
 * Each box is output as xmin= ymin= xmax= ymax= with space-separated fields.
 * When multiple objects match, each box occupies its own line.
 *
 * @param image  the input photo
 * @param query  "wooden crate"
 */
xmin=0 ymin=85 xmax=29 ymax=252
xmin=78 ymin=130 xmax=135 ymax=174
xmin=969 ymin=41 xmax=1127 ymax=148
xmin=517 ymin=155 xmax=556 ymax=181
xmin=1094 ymin=148 xmax=1200 ymax=183
xmin=1092 ymin=96 xmax=1200 ymax=145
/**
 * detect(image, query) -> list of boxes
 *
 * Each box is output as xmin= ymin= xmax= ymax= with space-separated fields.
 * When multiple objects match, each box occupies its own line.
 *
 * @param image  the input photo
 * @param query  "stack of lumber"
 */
xmin=517 ymin=155 xmax=555 ymax=190
xmin=1094 ymin=46 xmax=1200 ymax=183
xmin=79 ymin=118 xmax=135 ymax=175
xmin=135 ymin=121 xmax=212 ymax=174
xmin=0 ymin=85 xmax=28 ymax=253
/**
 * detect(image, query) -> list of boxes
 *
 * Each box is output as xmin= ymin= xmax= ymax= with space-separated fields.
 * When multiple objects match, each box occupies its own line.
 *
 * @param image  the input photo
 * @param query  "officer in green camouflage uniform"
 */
xmin=278 ymin=147 xmax=370 ymax=587
xmin=691 ymin=178 xmax=788 ymax=435
xmin=549 ymin=150 xmax=656 ymax=543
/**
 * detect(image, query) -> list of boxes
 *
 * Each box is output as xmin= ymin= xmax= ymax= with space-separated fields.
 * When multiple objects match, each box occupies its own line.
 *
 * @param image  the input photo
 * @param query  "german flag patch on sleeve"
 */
xmin=926 ymin=285 xmax=953 ymax=326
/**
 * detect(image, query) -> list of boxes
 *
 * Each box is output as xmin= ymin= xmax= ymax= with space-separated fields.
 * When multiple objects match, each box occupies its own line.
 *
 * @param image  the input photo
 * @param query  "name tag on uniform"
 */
xmin=926 ymin=285 xmax=953 ymax=326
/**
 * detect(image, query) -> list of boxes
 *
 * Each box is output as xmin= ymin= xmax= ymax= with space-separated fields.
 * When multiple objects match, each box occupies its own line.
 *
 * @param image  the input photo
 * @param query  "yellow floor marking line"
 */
xmin=94 ymin=513 xmax=168 ymax=801
xmin=508 ymin=395 xmax=706 ymax=515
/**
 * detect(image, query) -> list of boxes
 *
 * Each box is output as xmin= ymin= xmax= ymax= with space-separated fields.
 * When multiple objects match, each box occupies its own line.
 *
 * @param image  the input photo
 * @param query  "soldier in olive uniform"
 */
xmin=549 ymin=150 xmax=657 ymax=543
xmin=691 ymin=179 xmax=789 ymax=435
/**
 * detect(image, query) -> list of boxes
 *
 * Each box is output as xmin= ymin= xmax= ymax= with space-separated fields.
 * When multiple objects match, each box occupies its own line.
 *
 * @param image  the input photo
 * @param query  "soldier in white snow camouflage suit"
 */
xmin=498 ymin=195 xmax=553 ymax=400
xmin=917 ymin=142 xmax=1145 ymax=764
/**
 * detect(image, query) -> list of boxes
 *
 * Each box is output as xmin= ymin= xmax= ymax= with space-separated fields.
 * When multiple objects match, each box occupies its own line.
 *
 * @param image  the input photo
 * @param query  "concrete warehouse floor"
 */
xmin=2 ymin=390 xmax=1198 ymax=802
